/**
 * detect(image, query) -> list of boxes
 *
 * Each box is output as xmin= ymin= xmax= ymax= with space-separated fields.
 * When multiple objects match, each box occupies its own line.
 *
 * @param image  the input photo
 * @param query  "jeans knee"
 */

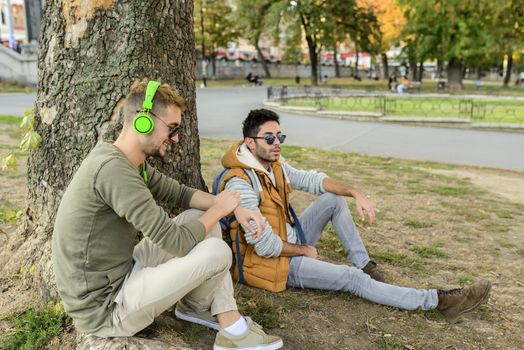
xmin=320 ymin=192 xmax=347 ymax=210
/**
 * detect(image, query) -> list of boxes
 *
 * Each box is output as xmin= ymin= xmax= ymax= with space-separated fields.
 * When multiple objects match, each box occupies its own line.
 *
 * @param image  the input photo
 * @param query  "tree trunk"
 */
xmin=418 ymin=60 xmax=424 ymax=82
xmin=503 ymin=52 xmax=513 ymax=88
xmin=211 ymin=52 xmax=217 ymax=79
xmin=447 ymin=57 xmax=464 ymax=91
xmin=408 ymin=56 xmax=417 ymax=82
xmin=334 ymin=43 xmax=340 ymax=78
xmin=255 ymin=42 xmax=271 ymax=78
xmin=299 ymin=13 xmax=318 ymax=86
xmin=381 ymin=52 xmax=389 ymax=80
xmin=3 ymin=0 xmax=205 ymax=304
xmin=354 ymin=47 xmax=359 ymax=78
xmin=306 ymin=37 xmax=318 ymax=86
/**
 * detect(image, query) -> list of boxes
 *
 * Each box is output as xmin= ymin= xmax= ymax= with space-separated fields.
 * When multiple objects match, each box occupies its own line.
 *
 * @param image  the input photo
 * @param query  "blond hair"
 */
xmin=123 ymin=79 xmax=187 ymax=122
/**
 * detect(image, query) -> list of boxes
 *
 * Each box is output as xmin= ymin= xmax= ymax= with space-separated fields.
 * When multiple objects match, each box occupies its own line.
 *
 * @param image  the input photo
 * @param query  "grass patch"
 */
xmin=497 ymin=239 xmax=517 ymax=249
xmin=495 ymin=210 xmax=514 ymax=219
xmin=429 ymin=185 xmax=475 ymax=196
xmin=237 ymin=295 xmax=281 ymax=329
xmin=424 ymin=309 xmax=444 ymax=322
xmin=316 ymin=225 xmax=346 ymax=261
xmin=179 ymin=323 xmax=207 ymax=343
xmin=457 ymin=275 xmax=476 ymax=285
xmin=0 ymin=115 xmax=22 ymax=124
xmin=411 ymin=245 xmax=448 ymax=259
xmin=0 ymin=81 xmax=35 ymax=93
xmin=377 ymin=334 xmax=406 ymax=350
xmin=371 ymin=250 xmax=425 ymax=272
xmin=404 ymin=219 xmax=434 ymax=229
xmin=516 ymin=249 xmax=524 ymax=257
xmin=0 ymin=303 xmax=68 ymax=350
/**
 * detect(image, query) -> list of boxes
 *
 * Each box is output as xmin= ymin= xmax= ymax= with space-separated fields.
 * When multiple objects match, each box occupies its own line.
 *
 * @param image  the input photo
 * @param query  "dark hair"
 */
xmin=242 ymin=109 xmax=280 ymax=138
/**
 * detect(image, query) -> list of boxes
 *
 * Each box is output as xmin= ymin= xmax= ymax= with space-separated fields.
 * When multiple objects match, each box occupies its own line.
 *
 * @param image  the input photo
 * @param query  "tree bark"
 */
xmin=255 ymin=42 xmax=271 ymax=78
xmin=503 ymin=52 xmax=513 ymax=88
xmin=354 ymin=47 xmax=359 ymax=78
xmin=418 ymin=61 xmax=424 ymax=82
xmin=334 ymin=43 xmax=340 ymax=78
xmin=447 ymin=57 xmax=464 ymax=91
xmin=381 ymin=52 xmax=389 ymax=80
xmin=299 ymin=12 xmax=318 ymax=86
xmin=4 ymin=0 xmax=205 ymax=304
xmin=408 ymin=56 xmax=417 ymax=82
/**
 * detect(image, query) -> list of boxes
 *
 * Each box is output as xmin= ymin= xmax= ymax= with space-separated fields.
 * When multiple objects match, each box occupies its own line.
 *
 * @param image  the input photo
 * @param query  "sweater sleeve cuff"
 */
xmin=183 ymin=219 xmax=206 ymax=242
xmin=181 ymin=187 xmax=199 ymax=209
xmin=319 ymin=174 xmax=328 ymax=193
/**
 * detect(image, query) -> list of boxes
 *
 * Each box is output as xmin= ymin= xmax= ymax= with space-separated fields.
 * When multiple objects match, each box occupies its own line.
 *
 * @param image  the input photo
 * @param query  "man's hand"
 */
xmin=322 ymin=177 xmax=376 ymax=225
xmin=353 ymin=191 xmax=376 ymax=225
xmin=234 ymin=206 xmax=264 ymax=240
xmin=213 ymin=190 xmax=240 ymax=216
xmin=301 ymin=245 xmax=318 ymax=259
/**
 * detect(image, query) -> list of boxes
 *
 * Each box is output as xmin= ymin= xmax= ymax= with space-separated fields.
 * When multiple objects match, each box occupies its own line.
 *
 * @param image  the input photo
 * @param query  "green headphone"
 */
xmin=133 ymin=80 xmax=161 ymax=134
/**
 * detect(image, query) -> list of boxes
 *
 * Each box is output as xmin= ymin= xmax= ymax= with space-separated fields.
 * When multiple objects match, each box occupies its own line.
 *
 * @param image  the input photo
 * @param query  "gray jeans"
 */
xmin=287 ymin=193 xmax=438 ymax=310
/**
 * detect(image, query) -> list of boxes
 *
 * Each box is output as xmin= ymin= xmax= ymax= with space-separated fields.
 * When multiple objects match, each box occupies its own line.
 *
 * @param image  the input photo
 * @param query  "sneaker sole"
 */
xmin=213 ymin=339 xmax=283 ymax=350
xmin=448 ymin=280 xmax=492 ymax=323
xmin=175 ymin=309 xmax=221 ymax=331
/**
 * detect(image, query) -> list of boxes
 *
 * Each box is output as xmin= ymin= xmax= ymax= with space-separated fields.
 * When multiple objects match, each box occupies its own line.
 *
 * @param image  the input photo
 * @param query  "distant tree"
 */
xmin=399 ymin=0 xmax=500 ymax=90
xmin=358 ymin=0 xmax=405 ymax=79
xmin=346 ymin=6 xmax=381 ymax=78
xmin=194 ymin=0 xmax=238 ymax=78
xmin=236 ymin=0 xmax=274 ymax=78
xmin=493 ymin=0 xmax=524 ymax=87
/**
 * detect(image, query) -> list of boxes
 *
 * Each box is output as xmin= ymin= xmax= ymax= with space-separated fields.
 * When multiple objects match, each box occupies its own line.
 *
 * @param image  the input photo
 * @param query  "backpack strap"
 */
xmin=288 ymin=205 xmax=307 ymax=245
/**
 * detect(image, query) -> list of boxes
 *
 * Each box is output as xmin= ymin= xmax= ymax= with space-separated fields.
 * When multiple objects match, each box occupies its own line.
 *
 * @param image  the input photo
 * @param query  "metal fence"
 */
xmin=266 ymin=86 xmax=524 ymax=123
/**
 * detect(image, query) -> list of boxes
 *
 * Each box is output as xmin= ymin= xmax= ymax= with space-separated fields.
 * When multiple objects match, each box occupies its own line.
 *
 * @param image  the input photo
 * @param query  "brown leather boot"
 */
xmin=362 ymin=260 xmax=385 ymax=282
xmin=437 ymin=280 xmax=491 ymax=323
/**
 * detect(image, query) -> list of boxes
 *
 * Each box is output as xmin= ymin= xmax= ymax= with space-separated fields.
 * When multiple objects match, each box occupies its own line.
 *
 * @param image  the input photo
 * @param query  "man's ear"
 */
xmin=244 ymin=137 xmax=255 ymax=151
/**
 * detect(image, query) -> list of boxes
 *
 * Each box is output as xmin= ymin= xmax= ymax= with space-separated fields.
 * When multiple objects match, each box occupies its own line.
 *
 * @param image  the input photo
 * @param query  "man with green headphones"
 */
xmin=52 ymin=80 xmax=283 ymax=350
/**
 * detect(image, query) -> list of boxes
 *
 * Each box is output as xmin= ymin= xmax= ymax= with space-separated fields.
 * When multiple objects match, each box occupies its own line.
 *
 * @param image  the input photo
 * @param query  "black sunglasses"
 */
xmin=139 ymin=110 xmax=180 ymax=138
xmin=250 ymin=134 xmax=286 ymax=145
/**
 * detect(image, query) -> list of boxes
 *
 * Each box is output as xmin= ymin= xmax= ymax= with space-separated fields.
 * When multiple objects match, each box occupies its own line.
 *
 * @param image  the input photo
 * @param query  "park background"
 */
xmin=0 ymin=0 xmax=523 ymax=349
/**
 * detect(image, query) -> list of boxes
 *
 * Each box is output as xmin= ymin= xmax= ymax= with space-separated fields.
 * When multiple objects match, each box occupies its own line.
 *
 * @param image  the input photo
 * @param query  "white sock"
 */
xmin=224 ymin=316 xmax=248 ymax=336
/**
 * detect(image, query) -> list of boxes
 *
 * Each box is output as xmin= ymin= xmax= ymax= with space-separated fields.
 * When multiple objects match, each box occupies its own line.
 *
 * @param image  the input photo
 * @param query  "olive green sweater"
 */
xmin=52 ymin=142 xmax=206 ymax=333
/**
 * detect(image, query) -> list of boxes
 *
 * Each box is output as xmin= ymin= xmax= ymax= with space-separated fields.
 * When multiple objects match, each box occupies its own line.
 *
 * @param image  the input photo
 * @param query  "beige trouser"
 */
xmin=93 ymin=209 xmax=237 ymax=337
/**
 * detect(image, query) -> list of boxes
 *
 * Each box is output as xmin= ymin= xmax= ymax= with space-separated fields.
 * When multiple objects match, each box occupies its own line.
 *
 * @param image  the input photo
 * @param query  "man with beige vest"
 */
xmin=218 ymin=108 xmax=491 ymax=323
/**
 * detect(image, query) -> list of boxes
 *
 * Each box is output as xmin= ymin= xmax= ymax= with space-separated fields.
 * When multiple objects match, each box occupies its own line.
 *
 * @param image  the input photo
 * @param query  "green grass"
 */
xmin=429 ymin=185 xmax=475 ymax=196
xmin=404 ymin=219 xmax=434 ymax=229
xmin=237 ymin=295 xmax=281 ymax=329
xmin=0 ymin=303 xmax=68 ymax=350
xmin=411 ymin=246 xmax=448 ymax=259
xmin=179 ymin=323 xmax=207 ymax=343
xmin=517 ymin=248 xmax=524 ymax=257
xmin=457 ymin=275 xmax=476 ymax=285
xmin=494 ymin=210 xmax=514 ymax=219
xmin=316 ymin=225 xmax=346 ymax=261
xmin=286 ymin=95 xmax=524 ymax=124
xmin=0 ymin=81 xmax=35 ymax=93
xmin=0 ymin=115 xmax=23 ymax=124
xmin=371 ymin=250 xmax=425 ymax=272
xmin=377 ymin=334 xmax=406 ymax=350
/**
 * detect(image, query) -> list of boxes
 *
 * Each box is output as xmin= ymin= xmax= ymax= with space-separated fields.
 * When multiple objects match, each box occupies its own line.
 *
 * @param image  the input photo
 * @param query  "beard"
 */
xmin=146 ymin=142 xmax=169 ymax=158
xmin=255 ymin=144 xmax=280 ymax=163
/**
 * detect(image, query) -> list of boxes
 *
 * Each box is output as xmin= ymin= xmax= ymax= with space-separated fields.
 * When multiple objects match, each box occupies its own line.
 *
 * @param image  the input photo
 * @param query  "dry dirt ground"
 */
xmin=1 ymin=123 xmax=523 ymax=349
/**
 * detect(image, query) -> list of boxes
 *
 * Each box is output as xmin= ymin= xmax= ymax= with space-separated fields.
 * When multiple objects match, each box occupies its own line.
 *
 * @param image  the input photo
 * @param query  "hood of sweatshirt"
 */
xmin=221 ymin=140 xmax=290 ymax=184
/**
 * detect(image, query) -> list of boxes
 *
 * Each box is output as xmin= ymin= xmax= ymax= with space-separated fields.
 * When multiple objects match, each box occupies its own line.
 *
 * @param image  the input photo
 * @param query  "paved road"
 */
xmin=2 ymin=89 xmax=524 ymax=171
